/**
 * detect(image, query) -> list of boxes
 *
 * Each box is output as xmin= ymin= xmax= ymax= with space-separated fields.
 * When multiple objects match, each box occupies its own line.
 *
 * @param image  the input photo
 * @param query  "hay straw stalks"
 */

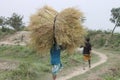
xmin=28 ymin=6 xmax=87 ymax=54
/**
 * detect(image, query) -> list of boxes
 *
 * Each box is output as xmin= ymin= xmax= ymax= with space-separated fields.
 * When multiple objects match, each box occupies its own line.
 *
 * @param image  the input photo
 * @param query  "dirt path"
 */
xmin=57 ymin=49 xmax=108 ymax=80
xmin=0 ymin=59 xmax=19 ymax=70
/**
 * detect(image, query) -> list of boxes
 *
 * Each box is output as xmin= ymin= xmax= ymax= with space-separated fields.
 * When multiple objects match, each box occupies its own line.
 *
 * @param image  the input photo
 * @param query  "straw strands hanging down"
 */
xmin=28 ymin=6 xmax=87 ymax=54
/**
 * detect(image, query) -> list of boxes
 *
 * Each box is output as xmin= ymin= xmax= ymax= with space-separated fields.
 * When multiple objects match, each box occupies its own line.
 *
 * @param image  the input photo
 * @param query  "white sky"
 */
xmin=0 ymin=0 xmax=120 ymax=32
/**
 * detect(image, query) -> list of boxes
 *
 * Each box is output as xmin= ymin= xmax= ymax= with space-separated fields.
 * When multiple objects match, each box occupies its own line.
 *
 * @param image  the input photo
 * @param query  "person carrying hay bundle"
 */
xmin=50 ymin=15 xmax=63 ymax=80
xmin=28 ymin=6 xmax=87 ymax=80
xmin=50 ymin=43 xmax=63 ymax=80
xmin=82 ymin=37 xmax=92 ymax=69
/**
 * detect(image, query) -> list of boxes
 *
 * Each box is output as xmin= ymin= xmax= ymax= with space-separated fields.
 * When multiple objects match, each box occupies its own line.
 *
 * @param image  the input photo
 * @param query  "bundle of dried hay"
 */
xmin=55 ymin=8 xmax=87 ymax=53
xmin=28 ymin=6 xmax=58 ymax=30
xmin=28 ymin=6 xmax=58 ymax=54
xmin=28 ymin=6 xmax=87 ymax=54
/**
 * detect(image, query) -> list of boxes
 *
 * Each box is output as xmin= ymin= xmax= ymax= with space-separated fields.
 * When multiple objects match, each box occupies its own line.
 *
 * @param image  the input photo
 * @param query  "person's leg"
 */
xmin=52 ymin=65 xmax=57 ymax=80
xmin=88 ymin=59 xmax=91 ymax=68
xmin=52 ymin=64 xmax=60 ymax=80
xmin=52 ymin=74 xmax=57 ymax=80
xmin=83 ymin=55 xmax=86 ymax=70
xmin=88 ymin=54 xmax=91 ymax=68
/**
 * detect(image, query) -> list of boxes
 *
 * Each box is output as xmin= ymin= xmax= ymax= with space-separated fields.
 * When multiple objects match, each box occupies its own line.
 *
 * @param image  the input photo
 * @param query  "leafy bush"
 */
xmin=88 ymin=29 xmax=120 ymax=51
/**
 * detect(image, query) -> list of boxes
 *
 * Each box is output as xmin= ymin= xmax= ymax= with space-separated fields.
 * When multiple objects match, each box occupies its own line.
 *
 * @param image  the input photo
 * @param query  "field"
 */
xmin=0 ymin=45 xmax=99 ymax=80
xmin=69 ymin=48 xmax=120 ymax=80
xmin=0 ymin=30 xmax=120 ymax=80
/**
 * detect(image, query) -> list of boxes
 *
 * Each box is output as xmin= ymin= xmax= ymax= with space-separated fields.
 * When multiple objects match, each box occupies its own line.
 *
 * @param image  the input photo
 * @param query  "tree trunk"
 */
xmin=111 ymin=24 xmax=117 ymax=37
xmin=104 ymin=25 xmax=117 ymax=47
xmin=1 ymin=26 xmax=5 ymax=32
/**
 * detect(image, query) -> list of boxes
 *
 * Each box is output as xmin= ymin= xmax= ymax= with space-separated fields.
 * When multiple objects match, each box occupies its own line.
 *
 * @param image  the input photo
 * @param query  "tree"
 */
xmin=105 ymin=7 xmax=120 ymax=46
xmin=0 ymin=16 xmax=5 ymax=27
xmin=0 ymin=16 xmax=7 ymax=32
xmin=6 ymin=13 xmax=24 ymax=31
xmin=110 ymin=7 xmax=120 ymax=37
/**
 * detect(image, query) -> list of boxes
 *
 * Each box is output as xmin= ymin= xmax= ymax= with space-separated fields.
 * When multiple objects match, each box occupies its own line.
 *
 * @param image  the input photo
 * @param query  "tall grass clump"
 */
xmin=5 ymin=63 xmax=39 ymax=80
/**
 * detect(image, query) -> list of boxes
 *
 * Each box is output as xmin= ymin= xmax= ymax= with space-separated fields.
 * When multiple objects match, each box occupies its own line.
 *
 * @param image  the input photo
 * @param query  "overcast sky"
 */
xmin=0 ymin=0 xmax=120 ymax=32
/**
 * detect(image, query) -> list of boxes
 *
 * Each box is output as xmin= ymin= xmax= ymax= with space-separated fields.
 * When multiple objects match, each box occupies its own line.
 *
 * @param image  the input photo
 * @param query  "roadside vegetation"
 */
xmin=87 ymin=30 xmax=120 ymax=80
xmin=0 ymin=28 xmax=120 ymax=80
xmin=88 ymin=30 xmax=120 ymax=51
xmin=0 ymin=45 xmax=99 ymax=80
xmin=68 ymin=30 xmax=120 ymax=80
xmin=0 ymin=14 xmax=120 ymax=80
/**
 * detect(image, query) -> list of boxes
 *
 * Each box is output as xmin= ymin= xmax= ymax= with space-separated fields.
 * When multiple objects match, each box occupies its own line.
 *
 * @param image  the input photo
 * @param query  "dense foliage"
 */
xmin=0 ymin=13 xmax=25 ymax=32
xmin=88 ymin=30 xmax=120 ymax=51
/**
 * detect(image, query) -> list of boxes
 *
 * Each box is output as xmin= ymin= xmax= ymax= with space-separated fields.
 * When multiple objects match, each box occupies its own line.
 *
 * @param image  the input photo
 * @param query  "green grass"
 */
xmin=88 ymin=30 xmax=120 ymax=51
xmin=0 ymin=45 xmax=51 ymax=80
xmin=97 ymin=48 xmax=120 ymax=80
xmin=0 ymin=45 xmax=99 ymax=80
xmin=101 ymin=63 xmax=120 ymax=80
xmin=69 ymin=48 xmax=120 ymax=80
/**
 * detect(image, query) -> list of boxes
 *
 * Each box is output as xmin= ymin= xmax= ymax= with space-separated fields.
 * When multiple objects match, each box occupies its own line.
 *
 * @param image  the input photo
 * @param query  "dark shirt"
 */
xmin=83 ymin=42 xmax=92 ymax=54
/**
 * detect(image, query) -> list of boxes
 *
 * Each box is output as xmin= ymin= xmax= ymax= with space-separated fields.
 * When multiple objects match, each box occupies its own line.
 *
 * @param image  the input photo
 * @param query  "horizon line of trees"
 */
xmin=0 ymin=13 xmax=25 ymax=32
xmin=0 ymin=7 xmax=120 ymax=34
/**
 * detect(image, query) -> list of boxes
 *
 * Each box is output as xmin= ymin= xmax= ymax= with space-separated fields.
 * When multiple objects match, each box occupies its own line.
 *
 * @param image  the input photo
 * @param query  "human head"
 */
xmin=86 ymin=37 xmax=90 ymax=42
